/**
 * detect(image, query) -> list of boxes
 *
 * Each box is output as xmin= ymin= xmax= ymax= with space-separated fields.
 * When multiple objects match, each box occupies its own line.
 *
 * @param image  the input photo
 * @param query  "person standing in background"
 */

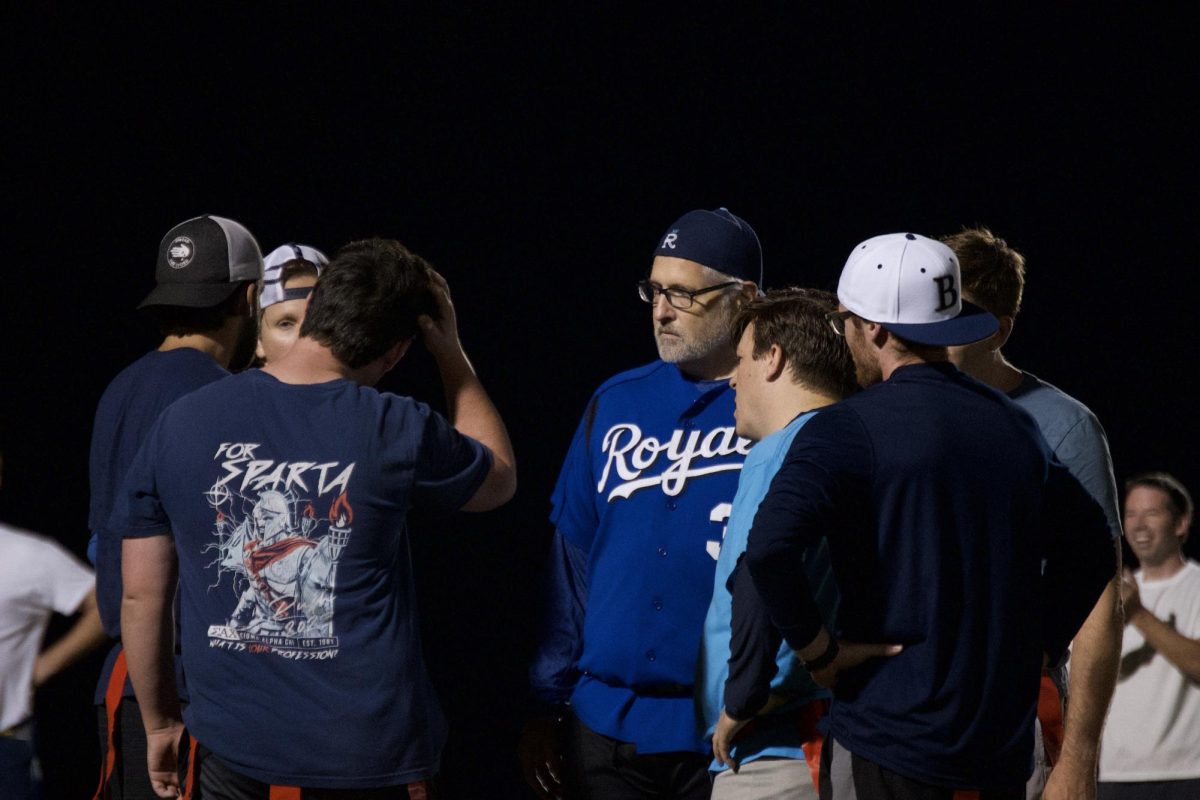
xmin=88 ymin=215 xmax=262 ymax=800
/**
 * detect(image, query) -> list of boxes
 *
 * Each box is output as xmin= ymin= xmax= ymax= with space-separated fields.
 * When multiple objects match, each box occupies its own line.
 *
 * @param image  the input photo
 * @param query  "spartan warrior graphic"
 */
xmin=203 ymin=445 xmax=355 ymax=658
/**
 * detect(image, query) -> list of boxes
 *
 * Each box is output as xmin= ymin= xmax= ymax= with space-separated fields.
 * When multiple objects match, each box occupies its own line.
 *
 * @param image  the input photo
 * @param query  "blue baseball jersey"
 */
xmin=548 ymin=360 xmax=751 ymax=754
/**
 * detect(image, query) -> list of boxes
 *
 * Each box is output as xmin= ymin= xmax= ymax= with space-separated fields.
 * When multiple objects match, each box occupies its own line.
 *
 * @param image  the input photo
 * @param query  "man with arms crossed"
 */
xmin=89 ymin=214 xmax=262 ymax=800
xmin=746 ymin=233 xmax=1114 ymax=798
xmin=520 ymin=208 xmax=761 ymax=799
xmin=942 ymin=227 xmax=1123 ymax=800
xmin=119 ymin=238 xmax=516 ymax=797
xmin=700 ymin=288 xmax=857 ymax=798
xmin=1099 ymin=472 xmax=1200 ymax=799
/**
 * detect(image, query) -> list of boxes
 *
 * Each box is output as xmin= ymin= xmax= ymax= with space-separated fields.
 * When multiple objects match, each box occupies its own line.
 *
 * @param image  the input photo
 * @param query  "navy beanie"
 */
xmin=653 ymin=207 xmax=763 ymax=287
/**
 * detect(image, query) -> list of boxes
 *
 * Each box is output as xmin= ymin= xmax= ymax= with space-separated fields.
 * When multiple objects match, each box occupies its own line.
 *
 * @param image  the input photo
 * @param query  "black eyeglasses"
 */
xmin=637 ymin=279 xmax=741 ymax=310
xmin=826 ymin=309 xmax=856 ymax=336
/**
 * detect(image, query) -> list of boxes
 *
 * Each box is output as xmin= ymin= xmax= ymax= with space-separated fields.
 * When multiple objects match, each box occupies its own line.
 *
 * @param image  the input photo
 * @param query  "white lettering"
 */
xmin=318 ymin=464 xmax=355 ymax=496
xmin=597 ymin=423 xmax=750 ymax=501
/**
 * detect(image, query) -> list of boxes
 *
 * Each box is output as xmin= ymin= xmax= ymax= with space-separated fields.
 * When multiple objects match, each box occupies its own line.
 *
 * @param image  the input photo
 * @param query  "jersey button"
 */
xmin=653 ymin=598 xmax=664 ymax=611
xmin=646 ymin=650 xmax=656 ymax=661
xmin=665 ymin=500 xmax=677 ymax=511
xmin=656 ymin=547 xmax=668 ymax=557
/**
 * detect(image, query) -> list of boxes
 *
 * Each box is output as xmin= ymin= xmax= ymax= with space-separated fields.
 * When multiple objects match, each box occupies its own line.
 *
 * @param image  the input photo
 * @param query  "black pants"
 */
xmin=819 ymin=735 xmax=1022 ymax=800
xmin=95 ymin=698 xmax=158 ymax=800
xmin=181 ymin=737 xmax=438 ymax=800
xmin=564 ymin=713 xmax=710 ymax=800
xmin=1098 ymin=779 xmax=1200 ymax=800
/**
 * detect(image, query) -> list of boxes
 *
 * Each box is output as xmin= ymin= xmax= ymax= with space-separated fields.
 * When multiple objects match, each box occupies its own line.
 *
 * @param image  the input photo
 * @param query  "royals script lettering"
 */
xmin=598 ymin=423 xmax=751 ymax=500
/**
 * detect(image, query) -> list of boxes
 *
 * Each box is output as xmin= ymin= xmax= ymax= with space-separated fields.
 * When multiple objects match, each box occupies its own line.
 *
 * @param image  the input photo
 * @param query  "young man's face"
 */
xmin=1124 ymin=485 xmax=1188 ymax=568
xmin=730 ymin=323 xmax=769 ymax=441
xmin=256 ymin=274 xmax=317 ymax=365
xmin=648 ymin=256 xmax=739 ymax=368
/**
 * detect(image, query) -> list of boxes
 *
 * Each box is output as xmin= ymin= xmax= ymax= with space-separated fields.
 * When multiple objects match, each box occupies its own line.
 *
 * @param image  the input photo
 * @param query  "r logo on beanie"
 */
xmin=654 ymin=208 xmax=764 ymax=287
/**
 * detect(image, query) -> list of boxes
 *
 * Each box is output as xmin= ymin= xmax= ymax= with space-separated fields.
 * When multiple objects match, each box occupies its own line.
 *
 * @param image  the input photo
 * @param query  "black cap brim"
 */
xmin=137 ymin=280 xmax=244 ymax=310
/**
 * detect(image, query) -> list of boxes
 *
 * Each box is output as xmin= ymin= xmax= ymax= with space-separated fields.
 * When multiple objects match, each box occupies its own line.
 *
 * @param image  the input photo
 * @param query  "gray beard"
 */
xmin=653 ymin=299 xmax=736 ymax=365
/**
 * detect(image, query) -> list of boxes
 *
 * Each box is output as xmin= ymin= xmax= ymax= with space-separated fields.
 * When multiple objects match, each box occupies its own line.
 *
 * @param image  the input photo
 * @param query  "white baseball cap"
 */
xmin=837 ymin=232 xmax=999 ymax=346
xmin=261 ymin=243 xmax=328 ymax=309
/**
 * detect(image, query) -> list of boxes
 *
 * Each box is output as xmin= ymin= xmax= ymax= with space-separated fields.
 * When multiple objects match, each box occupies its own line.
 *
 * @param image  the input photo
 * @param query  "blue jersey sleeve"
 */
xmin=549 ymin=397 xmax=601 ymax=552
xmin=528 ymin=530 xmax=589 ymax=707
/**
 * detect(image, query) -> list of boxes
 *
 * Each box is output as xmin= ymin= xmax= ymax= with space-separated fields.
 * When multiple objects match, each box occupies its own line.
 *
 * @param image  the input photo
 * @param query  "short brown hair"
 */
xmin=731 ymin=287 xmax=858 ymax=400
xmin=142 ymin=282 xmax=254 ymax=337
xmin=299 ymin=238 xmax=438 ymax=369
xmin=279 ymin=259 xmax=320 ymax=285
xmin=941 ymin=226 xmax=1025 ymax=317
xmin=1125 ymin=471 xmax=1194 ymax=539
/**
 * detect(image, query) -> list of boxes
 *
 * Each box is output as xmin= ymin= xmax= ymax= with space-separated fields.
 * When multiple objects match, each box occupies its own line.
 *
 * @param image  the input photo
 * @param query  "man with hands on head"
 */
xmin=745 ymin=233 xmax=1114 ymax=798
xmin=119 ymin=238 xmax=515 ymax=798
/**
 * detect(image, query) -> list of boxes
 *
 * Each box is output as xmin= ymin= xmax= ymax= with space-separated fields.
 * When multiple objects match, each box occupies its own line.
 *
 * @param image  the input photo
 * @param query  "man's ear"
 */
xmin=764 ymin=343 xmax=787 ymax=382
xmin=379 ymin=338 xmax=414 ymax=375
xmin=738 ymin=281 xmax=760 ymax=305
xmin=990 ymin=315 xmax=1015 ymax=351
xmin=867 ymin=321 xmax=889 ymax=347
xmin=241 ymin=283 xmax=259 ymax=317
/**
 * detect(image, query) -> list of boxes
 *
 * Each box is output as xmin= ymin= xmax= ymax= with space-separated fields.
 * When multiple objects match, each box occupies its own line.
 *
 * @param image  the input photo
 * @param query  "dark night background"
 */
xmin=1 ymin=6 xmax=1194 ymax=799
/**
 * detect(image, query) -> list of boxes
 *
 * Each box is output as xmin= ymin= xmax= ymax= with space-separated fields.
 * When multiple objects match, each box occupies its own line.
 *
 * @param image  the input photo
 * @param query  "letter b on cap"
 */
xmin=934 ymin=275 xmax=958 ymax=312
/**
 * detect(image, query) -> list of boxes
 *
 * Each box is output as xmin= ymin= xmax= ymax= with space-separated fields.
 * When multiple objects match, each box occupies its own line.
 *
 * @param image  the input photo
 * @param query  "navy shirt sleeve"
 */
xmin=528 ymin=529 xmax=589 ymax=708
xmin=746 ymin=406 xmax=871 ymax=653
xmin=118 ymin=413 xmax=173 ymax=540
xmin=1038 ymin=460 xmax=1115 ymax=663
xmin=407 ymin=402 xmax=492 ymax=512
xmin=723 ymin=555 xmax=783 ymax=720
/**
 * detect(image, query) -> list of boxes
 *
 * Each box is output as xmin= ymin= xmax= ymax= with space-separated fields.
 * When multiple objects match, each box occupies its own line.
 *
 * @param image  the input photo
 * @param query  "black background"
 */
xmin=1 ymin=6 xmax=1195 ymax=799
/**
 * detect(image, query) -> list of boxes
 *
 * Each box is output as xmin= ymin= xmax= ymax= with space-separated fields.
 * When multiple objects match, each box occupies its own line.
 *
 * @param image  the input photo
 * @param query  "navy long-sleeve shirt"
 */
xmin=746 ymin=362 xmax=1112 ymax=790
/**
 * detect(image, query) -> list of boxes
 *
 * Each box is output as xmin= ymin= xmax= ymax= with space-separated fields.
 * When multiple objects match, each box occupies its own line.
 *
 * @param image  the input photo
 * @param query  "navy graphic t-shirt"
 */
xmin=118 ymin=369 xmax=491 ymax=788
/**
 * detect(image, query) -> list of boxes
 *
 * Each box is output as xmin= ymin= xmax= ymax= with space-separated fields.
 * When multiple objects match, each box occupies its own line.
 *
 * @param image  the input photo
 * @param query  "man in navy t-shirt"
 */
xmin=746 ymin=233 xmax=1114 ymax=798
xmin=89 ymin=214 xmax=263 ymax=800
xmin=118 ymin=238 xmax=516 ymax=798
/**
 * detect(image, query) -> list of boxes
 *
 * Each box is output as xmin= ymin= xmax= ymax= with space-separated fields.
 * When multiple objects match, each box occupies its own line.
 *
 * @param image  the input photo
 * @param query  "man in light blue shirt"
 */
xmin=699 ymin=288 xmax=858 ymax=799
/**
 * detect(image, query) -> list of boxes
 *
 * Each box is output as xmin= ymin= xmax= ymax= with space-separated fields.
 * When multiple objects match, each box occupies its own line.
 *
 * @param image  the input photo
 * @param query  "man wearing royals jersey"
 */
xmin=520 ymin=208 xmax=762 ymax=799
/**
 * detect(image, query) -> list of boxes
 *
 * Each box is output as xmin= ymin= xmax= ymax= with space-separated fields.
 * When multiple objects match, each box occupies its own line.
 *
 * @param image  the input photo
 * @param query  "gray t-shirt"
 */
xmin=1009 ymin=372 xmax=1121 ymax=539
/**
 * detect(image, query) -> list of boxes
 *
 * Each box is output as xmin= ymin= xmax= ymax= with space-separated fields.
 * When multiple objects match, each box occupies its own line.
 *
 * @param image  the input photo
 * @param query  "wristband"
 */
xmin=802 ymin=636 xmax=840 ymax=672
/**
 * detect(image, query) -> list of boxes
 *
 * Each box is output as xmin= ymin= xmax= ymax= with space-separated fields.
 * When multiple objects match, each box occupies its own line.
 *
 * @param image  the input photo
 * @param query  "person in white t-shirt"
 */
xmin=0 ymin=452 xmax=106 ymax=799
xmin=1099 ymin=472 xmax=1200 ymax=800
